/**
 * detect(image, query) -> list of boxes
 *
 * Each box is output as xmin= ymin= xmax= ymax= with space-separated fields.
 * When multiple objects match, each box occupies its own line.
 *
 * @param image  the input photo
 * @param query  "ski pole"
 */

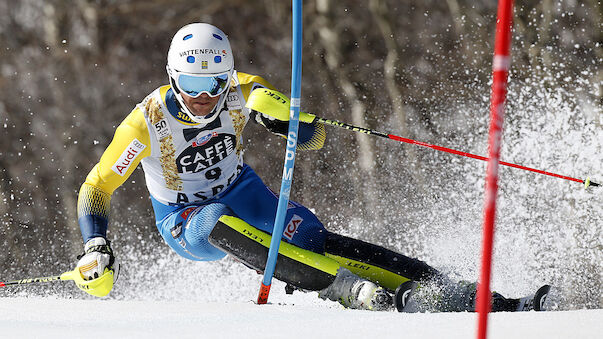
xmin=314 ymin=117 xmax=599 ymax=188
xmin=246 ymin=88 xmax=600 ymax=189
xmin=0 ymin=270 xmax=75 ymax=287
xmin=1 ymin=268 xmax=115 ymax=297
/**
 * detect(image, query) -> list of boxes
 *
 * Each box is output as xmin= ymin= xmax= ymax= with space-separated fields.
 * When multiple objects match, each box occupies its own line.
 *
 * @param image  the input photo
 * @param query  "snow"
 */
xmin=2 ymin=242 xmax=600 ymax=339
xmin=1 ymin=296 xmax=601 ymax=338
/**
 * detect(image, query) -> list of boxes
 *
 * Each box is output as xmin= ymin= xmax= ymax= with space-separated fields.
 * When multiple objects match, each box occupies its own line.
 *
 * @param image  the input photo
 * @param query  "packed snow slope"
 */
xmin=1 ymin=295 xmax=601 ymax=339
xmin=2 ymin=242 xmax=601 ymax=339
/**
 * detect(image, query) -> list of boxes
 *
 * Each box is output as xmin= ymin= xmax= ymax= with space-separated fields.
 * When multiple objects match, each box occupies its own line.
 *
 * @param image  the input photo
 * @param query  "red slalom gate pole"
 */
xmin=476 ymin=1 xmax=515 ymax=339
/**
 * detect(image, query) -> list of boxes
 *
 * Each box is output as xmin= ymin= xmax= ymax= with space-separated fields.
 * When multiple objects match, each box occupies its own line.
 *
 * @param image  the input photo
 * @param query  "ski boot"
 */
xmin=319 ymin=268 xmax=392 ymax=311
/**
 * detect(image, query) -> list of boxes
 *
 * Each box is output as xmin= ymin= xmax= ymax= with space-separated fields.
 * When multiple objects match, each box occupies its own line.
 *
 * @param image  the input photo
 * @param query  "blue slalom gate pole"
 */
xmin=257 ymin=0 xmax=303 ymax=304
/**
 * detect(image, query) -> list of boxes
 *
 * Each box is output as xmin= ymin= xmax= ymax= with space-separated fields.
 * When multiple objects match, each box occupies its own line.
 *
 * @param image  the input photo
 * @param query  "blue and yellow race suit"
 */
xmin=77 ymin=71 xmax=327 ymax=260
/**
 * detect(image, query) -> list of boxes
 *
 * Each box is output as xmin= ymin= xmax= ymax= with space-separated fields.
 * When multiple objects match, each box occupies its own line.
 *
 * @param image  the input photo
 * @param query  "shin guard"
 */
xmin=209 ymin=215 xmax=339 ymax=291
xmin=324 ymin=232 xmax=445 ymax=291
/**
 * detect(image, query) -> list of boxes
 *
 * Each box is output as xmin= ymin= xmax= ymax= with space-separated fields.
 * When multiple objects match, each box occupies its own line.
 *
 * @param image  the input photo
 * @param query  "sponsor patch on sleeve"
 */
xmin=111 ymin=138 xmax=147 ymax=176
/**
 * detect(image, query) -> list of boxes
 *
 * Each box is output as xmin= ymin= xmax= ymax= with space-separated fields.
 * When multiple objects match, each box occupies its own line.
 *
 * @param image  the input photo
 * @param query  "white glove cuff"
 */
xmin=84 ymin=237 xmax=107 ymax=252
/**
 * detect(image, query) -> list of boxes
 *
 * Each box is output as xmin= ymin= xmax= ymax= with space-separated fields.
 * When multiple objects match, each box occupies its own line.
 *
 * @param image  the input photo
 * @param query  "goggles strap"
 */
xmin=169 ymin=77 xmax=181 ymax=95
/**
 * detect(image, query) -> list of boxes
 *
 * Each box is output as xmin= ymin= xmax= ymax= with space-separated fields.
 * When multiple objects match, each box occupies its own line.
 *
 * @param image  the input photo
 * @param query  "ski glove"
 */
xmin=77 ymin=237 xmax=117 ymax=281
xmin=252 ymin=110 xmax=289 ymax=137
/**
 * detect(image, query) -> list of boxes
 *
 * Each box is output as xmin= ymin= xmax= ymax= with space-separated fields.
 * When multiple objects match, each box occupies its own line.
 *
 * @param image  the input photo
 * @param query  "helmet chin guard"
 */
xmin=166 ymin=23 xmax=234 ymax=125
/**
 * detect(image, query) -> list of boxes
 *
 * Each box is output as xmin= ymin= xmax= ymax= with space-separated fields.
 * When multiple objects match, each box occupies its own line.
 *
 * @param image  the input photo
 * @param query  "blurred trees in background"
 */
xmin=0 ymin=0 xmax=600 ymax=305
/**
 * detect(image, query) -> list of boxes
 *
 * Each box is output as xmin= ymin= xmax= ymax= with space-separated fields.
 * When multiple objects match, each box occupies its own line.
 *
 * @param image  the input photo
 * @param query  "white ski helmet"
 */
xmin=166 ymin=23 xmax=234 ymax=124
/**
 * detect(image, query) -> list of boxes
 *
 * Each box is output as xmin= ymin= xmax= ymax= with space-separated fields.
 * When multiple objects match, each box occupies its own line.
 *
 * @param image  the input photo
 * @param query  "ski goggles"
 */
xmin=173 ymin=71 xmax=231 ymax=98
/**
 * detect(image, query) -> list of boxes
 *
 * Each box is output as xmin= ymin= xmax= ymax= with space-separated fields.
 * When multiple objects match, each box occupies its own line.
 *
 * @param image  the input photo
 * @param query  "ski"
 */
xmin=533 ymin=284 xmax=552 ymax=311
xmin=394 ymin=280 xmax=419 ymax=312
xmin=395 ymin=282 xmax=553 ymax=313
xmin=516 ymin=284 xmax=552 ymax=311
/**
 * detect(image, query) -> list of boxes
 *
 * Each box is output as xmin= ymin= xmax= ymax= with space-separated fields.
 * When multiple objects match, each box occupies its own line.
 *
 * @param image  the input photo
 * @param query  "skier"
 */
xmin=74 ymin=22 xmax=541 ymax=312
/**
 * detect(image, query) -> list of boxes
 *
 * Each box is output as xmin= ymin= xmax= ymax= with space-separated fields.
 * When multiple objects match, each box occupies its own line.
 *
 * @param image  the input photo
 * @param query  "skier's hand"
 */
xmin=77 ymin=237 xmax=116 ymax=281
xmin=255 ymin=111 xmax=278 ymax=122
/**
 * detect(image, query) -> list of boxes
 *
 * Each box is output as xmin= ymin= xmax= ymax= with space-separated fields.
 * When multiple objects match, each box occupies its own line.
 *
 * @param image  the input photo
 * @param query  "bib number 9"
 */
xmin=205 ymin=167 xmax=222 ymax=181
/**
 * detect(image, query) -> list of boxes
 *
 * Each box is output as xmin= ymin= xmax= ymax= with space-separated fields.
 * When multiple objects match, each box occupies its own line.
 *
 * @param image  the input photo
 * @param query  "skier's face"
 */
xmin=181 ymin=92 xmax=220 ymax=117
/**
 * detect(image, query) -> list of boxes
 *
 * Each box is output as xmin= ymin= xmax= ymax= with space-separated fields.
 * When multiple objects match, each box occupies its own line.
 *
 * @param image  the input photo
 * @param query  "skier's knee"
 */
xmin=158 ymin=203 xmax=233 ymax=261
xmin=181 ymin=203 xmax=234 ymax=260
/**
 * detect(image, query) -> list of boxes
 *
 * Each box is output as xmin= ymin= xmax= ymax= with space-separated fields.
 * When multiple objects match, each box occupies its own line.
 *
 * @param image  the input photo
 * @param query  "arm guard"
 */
xmin=78 ymin=183 xmax=111 ymax=241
